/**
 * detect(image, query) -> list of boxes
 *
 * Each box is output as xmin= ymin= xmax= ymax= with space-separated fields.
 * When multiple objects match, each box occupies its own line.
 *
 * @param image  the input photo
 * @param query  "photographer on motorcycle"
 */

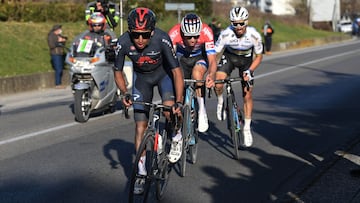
xmin=85 ymin=0 xmax=119 ymax=31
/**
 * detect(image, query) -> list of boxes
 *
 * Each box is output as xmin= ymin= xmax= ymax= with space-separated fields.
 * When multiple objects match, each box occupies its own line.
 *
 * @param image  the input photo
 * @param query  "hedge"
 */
xmin=0 ymin=2 xmax=85 ymax=22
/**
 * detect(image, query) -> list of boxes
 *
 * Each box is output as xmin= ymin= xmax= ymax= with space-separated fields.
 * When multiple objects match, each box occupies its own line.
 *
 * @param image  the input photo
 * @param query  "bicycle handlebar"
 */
xmin=184 ymin=79 xmax=206 ymax=84
xmin=122 ymin=95 xmax=182 ymax=131
xmin=208 ymin=77 xmax=251 ymax=98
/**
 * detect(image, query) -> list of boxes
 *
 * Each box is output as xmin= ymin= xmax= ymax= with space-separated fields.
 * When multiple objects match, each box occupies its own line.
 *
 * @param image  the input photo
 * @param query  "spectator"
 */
xmin=262 ymin=20 xmax=274 ymax=55
xmin=209 ymin=17 xmax=221 ymax=42
xmin=85 ymin=0 xmax=120 ymax=33
xmin=47 ymin=24 xmax=67 ymax=89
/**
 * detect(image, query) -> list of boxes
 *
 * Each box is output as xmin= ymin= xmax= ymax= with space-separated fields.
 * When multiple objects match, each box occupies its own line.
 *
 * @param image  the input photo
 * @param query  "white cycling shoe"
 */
xmin=242 ymin=128 xmax=253 ymax=147
xmin=198 ymin=111 xmax=209 ymax=132
xmin=168 ymin=137 xmax=183 ymax=163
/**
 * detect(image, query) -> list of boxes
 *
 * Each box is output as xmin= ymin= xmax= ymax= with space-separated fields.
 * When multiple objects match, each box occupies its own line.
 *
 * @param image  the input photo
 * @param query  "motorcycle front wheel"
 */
xmin=74 ymin=89 xmax=91 ymax=123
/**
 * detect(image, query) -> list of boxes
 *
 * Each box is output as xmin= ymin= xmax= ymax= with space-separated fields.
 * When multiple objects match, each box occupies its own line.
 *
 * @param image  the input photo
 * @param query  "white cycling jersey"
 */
xmin=215 ymin=25 xmax=263 ymax=57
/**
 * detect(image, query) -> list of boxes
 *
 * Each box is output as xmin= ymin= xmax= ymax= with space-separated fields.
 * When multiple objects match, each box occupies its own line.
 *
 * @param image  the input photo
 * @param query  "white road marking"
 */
xmin=1 ymin=49 xmax=359 ymax=146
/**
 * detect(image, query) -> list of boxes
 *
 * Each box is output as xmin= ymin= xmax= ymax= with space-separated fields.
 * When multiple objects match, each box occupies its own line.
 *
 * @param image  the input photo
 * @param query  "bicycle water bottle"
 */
xmin=157 ymin=133 xmax=163 ymax=154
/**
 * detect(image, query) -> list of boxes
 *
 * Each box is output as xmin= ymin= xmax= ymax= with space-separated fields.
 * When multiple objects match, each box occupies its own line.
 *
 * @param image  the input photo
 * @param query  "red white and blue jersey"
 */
xmin=168 ymin=23 xmax=216 ymax=58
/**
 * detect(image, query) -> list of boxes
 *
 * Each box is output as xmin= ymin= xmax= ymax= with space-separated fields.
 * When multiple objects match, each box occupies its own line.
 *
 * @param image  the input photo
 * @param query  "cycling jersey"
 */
xmin=215 ymin=26 xmax=263 ymax=57
xmin=168 ymin=23 xmax=215 ymax=78
xmin=114 ymin=28 xmax=179 ymax=73
xmin=114 ymin=28 xmax=180 ymax=121
xmin=168 ymin=23 xmax=216 ymax=58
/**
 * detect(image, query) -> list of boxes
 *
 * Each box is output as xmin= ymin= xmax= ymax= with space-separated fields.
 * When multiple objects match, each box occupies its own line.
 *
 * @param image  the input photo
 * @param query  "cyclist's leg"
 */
xmin=215 ymin=54 xmax=233 ymax=120
xmin=132 ymin=72 xmax=154 ymax=191
xmin=158 ymin=73 xmax=183 ymax=163
xmin=192 ymin=59 xmax=208 ymax=132
xmin=238 ymin=58 xmax=254 ymax=147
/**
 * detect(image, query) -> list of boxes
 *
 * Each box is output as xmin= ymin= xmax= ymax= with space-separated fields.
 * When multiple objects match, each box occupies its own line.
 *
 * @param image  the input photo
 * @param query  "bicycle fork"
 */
xmin=227 ymin=84 xmax=242 ymax=132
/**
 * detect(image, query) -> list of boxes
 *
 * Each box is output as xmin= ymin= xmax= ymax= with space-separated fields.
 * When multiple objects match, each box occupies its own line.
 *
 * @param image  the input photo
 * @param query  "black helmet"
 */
xmin=127 ymin=7 xmax=156 ymax=31
xmin=97 ymin=0 xmax=108 ymax=4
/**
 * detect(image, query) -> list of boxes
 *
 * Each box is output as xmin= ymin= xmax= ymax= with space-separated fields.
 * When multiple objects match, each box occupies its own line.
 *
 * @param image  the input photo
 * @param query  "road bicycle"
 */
xmin=125 ymin=99 xmax=180 ymax=202
xmin=212 ymin=77 xmax=249 ymax=160
xmin=179 ymin=79 xmax=205 ymax=177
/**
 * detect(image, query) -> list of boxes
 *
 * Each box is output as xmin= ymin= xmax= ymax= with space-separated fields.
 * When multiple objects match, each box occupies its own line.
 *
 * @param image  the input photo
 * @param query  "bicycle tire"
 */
xmin=156 ymin=129 xmax=170 ymax=200
xmin=227 ymin=95 xmax=241 ymax=160
xmin=189 ymin=104 xmax=198 ymax=164
xmin=128 ymin=132 xmax=156 ymax=203
xmin=180 ymin=105 xmax=191 ymax=177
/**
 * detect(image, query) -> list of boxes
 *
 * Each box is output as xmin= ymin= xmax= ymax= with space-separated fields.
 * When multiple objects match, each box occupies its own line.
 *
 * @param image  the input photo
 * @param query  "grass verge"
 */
xmin=0 ymin=16 xmax=346 ymax=78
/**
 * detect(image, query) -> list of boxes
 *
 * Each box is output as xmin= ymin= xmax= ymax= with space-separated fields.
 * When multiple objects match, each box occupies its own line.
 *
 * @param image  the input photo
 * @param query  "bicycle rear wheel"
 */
xmin=129 ymin=132 xmax=156 ymax=202
xmin=227 ymin=96 xmax=241 ymax=160
xmin=156 ymin=129 xmax=171 ymax=200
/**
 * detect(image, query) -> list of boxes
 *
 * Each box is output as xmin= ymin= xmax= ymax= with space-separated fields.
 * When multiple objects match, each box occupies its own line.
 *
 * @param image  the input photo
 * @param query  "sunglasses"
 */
xmin=184 ymin=35 xmax=200 ymax=40
xmin=92 ymin=24 xmax=103 ymax=27
xmin=130 ymin=31 xmax=152 ymax=39
xmin=231 ymin=22 xmax=246 ymax=27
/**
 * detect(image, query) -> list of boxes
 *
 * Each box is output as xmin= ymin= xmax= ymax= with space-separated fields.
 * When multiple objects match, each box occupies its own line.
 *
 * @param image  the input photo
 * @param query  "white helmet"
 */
xmin=181 ymin=13 xmax=202 ymax=36
xmin=229 ymin=7 xmax=249 ymax=21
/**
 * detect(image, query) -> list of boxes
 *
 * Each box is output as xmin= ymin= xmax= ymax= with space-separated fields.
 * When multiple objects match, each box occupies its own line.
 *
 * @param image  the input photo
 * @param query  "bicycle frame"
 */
xmin=127 ymin=101 xmax=174 ymax=202
xmin=180 ymin=79 xmax=204 ymax=177
xmin=214 ymin=77 xmax=244 ymax=160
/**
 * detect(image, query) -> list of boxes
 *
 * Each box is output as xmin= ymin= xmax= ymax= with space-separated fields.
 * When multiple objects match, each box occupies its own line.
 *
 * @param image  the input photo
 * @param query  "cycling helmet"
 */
xmin=229 ymin=7 xmax=249 ymax=22
xmin=180 ymin=13 xmax=202 ymax=36
xmin=88 ymin=12 xmax=106 ymax=32
xmin=127 ymin=7 xmax=156 ymax=31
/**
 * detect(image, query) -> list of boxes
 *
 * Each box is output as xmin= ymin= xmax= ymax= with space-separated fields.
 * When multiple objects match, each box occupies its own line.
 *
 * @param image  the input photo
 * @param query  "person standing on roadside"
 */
xmin=47 ymin=24 xmax=67 ymax=89
xmin=214 ymin=7 xmax=263 ymax=147
xmin=209 ymin=17 xmax=221 ymax=42
xmin=262 ymin=20 xmax=274 ymax=55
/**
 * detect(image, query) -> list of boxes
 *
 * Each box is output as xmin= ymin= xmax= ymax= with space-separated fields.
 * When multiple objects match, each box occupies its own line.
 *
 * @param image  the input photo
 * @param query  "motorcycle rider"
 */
xmin=113 ymin=7 xmax=184 ymax=194
xmin=85 ymin=0 xmax=119 ymax=32
xmin=74 ymin=12 xmax=115 ymax=61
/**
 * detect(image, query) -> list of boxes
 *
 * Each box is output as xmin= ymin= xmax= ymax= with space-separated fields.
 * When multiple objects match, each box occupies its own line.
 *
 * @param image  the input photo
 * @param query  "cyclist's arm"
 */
xmin=172 ymin=67 xmax=184 ymax=104
xmin=249 ymin=53 xmax=262 ymax=73
xmin=206 ymin=53 xmax=217 ymax=88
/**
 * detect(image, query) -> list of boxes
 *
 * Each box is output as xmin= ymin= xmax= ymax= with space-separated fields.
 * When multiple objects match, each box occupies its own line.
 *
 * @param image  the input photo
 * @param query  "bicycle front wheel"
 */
xmin=129 ymin=132 xmax=156 ymax=203
xmin=180 ymin=105 xmax=191 ymax=177
xmin=156 ymin=129 xmax=170 ymax=200
xmin=189 ymin=105 xmax=198 ymax=164
xmin=227 ymin=96 xmax=241 ymax=160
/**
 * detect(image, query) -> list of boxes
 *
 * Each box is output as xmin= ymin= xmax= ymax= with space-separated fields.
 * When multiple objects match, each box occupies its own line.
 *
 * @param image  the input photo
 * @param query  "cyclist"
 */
xmin=113 ymin=7 xmax=184 ymax=194
xmin=214 ymin=7 xmax=263 ymax=147
xmin=168 ymin=13 xmax=217 ymax=133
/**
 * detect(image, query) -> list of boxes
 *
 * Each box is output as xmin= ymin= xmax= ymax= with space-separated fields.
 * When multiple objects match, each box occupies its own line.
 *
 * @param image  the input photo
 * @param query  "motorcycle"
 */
xmin=65 ymin=33 xmax=119 ymax=123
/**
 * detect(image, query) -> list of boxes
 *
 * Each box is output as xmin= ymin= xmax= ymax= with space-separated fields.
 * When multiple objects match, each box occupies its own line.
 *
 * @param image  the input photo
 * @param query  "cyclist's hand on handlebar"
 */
xmin=122 ymin=93 xmax=132 ymax=107
xmin=243 ymin=69 xmax=254 ymax=81
xmin=172 ymin=102 xmax=183 ymax=117
xmin=205 ymin=74 xmax=215 ymax=88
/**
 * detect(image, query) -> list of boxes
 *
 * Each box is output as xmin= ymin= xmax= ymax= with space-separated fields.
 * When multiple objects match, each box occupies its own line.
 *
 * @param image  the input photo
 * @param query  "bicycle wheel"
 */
xmin=129 ymin=132 xmax=156 ymax=203
xmin=156 ymin=129 xmax=170 ymax=200
xmin=189 ymin=105 xmax=198 ymax=164
xmin=179 ymin=105 xmax=191 ymax=177
xmin=227 ymin=95 xmax=241 ymax=160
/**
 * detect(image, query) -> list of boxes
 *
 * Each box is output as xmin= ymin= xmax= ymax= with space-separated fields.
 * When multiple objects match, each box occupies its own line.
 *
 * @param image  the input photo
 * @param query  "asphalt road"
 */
xmin=0 ymin=40 xmax=360 ymax=203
